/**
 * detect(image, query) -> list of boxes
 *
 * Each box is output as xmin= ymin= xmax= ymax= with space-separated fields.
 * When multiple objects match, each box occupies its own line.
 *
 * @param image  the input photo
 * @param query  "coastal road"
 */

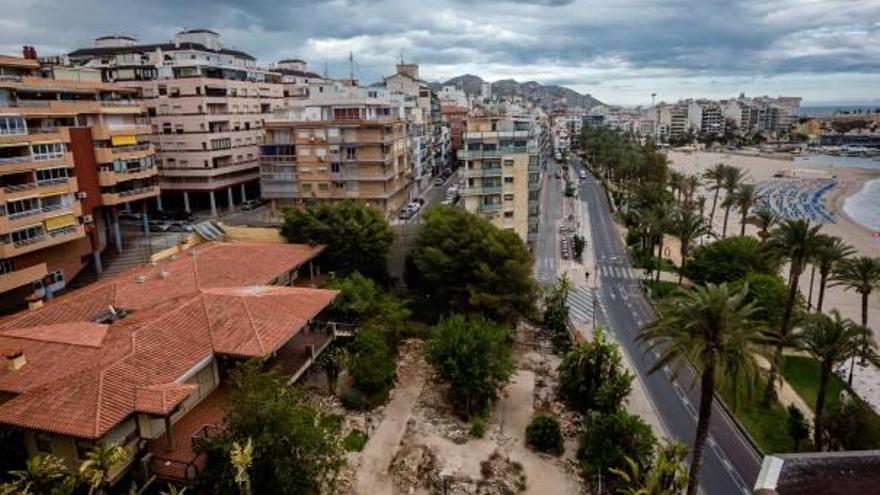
xmin=571 ymin=159 xmax=763 ymax=495
xmin=536 ymin=160 xmax=561 ymax=286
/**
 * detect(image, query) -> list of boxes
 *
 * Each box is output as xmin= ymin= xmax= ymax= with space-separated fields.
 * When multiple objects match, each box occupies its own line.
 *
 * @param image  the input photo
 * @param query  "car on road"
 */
xmin=241 ymin=199 xmax=264 ymax=210
xmin=434 ymin=177 xmax=445 ymax=186
xmin=579 ymin=170 xmax=587 ymax=180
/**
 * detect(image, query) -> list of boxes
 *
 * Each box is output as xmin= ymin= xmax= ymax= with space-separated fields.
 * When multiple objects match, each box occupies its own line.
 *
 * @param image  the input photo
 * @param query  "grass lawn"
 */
xmin=782 ymin=356 xmax=847 ymax=414
xmin=644 ymin=280 xmax=680 ymax=301
xmin=717 ymin=376 xmax=796 ymax=454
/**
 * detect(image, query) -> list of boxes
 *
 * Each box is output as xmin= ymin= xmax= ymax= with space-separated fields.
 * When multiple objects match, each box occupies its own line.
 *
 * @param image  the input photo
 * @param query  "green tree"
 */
xmin=683 ymin=236 xmax=779 ymax=285
xmin=669 ymin=207 xmax=712 ymax=284
xmin=196 ymin=362 xmax=344 ymax=495
xmin=573 ymin=235 xmax=587 ymax=262
xmin=324 ymin=272 xmax=410 ymax=348
xmin=641 ymin=202 xmax=675 ymax=283
xmin=765 ymin=220 xmax=823 ymax=404
xmin=719 ymin=166 xmax=746 ymax=238
xmin=348 ymin=328 xmax=396 ymax=401
xmin=812 ymin=236 xmax=854 ymax=313
xmin=746 ymin=206 xmax=779 ymax=245
xmin=824 ymin=398 xmax=880 ymax=451
xmin=832 ymin=256 xmax=880 ymax=361
xmin=559 ymin=328 xmax=634 ymax=414
xmin=786 ymin=405 xmax=810 ymax=451
xmin=702 ymin=163 xmax=728 ymax=229
xmin=732 ymin=273 xmax=790 ymax=329
xmin=406 ymin=206 xmax=537 ymax=324
xmin=611 ymin=441 xmax=689 ymax=495
xmin=543 ymin=275 xmax=573 ymax=350
xmin=733 ymin=183 xmax=759 ymax=237
xmin=426 ymin=314 xmax=513 ymax=418
xmin=317 ymin=345 xmax=348 ymax=395
xmin=78 ymin=443 xmax=127 ymax=495
xmin=577 ymin=411 xmax=657 ymax=487
xmin=793 ymin=310 xmax=878 ymax=449
xmin=281 ymin=200 xmax=393 ymax=281
xmin=7 ymin=455 xmax=76 ymax=495
xmin=638 ymin=283 xmax=765 ymax=495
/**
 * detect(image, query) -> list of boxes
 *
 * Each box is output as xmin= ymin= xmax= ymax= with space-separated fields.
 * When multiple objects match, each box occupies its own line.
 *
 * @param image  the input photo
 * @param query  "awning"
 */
xmin=111 ymin=134 xmax=137 ymax=146
xmin=44 ymin=213 xmax=76 ymax=230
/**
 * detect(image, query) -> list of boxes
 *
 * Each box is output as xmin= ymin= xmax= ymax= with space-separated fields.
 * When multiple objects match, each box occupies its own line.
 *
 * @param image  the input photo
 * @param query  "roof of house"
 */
xmin=68 ymin=42 xmax=256 ymax=62
xmin=274 ymin=67 xmax=324 ymax=79
xmin=754 ymin=450 xmax=880 ymax=495
xmin=0 ymin=241 xmax=335 ymax=439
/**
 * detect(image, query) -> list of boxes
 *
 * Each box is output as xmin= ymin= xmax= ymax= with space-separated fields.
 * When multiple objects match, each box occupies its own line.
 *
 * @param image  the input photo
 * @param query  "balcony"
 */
xmin=461 ymin=167 xmax=503 ymax=178
xmin=98 ymin=167 xmax=158 ymax=187
xmin=478 ymin=203 xmax=502 ymax=213
xmin=0 ymin=127 xmax=69 ymax=145
xmin=101 ymin=185 xmax=159 ymax=205
xmin=0 ymin=262 xmax=48 ymax=294
xmin=0 ymin=224 xmax=84 ymax=258
xmin=91 ymin=124 xmax=153 ymax=140
xmin=463 ymin=130 xmax=533 ymax=140
xmin=460 ymin=185 xmax=502 ymax=196
xmin=0 ymin=152 xmax=73 ymax=173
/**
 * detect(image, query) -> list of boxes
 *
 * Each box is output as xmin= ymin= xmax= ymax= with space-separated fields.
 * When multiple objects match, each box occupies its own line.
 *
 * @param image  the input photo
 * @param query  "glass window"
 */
xmin=35 ymin=433 xmax=53 ymax=454
xmin=31 ymin=143 xmax=64 ymax=161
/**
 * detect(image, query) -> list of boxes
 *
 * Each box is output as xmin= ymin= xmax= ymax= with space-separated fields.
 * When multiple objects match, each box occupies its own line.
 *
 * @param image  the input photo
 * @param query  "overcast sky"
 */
xmin=2 ymin=0 xmax=878 ymax=106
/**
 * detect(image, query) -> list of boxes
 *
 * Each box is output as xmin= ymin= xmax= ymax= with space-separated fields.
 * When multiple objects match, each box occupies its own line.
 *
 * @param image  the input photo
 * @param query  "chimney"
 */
xmin=5 ymin=350 xmax=26 ymax=371
xmin=22 ymin=46 xmax=37 ymax=60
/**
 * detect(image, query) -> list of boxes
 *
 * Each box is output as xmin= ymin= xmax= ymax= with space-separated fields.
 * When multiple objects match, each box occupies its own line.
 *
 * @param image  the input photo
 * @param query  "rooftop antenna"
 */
xmin=651 ymin=92 xmax=657 ymax=106
xmin=348 ymin=51 xmax=354 ymax=81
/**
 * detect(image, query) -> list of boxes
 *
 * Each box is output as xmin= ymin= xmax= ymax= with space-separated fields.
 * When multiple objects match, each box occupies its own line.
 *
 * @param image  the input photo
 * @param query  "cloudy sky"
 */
xmin=2 ymin=0 xmax=879 ymax=106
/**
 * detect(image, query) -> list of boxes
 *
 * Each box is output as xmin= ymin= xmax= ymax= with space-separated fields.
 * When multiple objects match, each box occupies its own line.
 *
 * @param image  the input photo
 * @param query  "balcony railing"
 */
xmin=12 ymin=233 xmax=46 ymax=247
xmin=111 ymin=143 xmax=152 ymax=154
xmin=461 ymin=167 xmax=503 ymax=178
xmin=461 ymin=186 xmax=502 ymax=196
xmin=99 ymin=100 xmax=140 ymax=107
xmin=6 ymin=209 xmax=41 ymax=220
xmin=48 ymin=225 xmax=77 ymax=238
xmin=479 ymin=203 xmax=502 ymax=212
xmin=0 ymin=156 xmax=32 ymax=165
xmin=3 ymin=183 xmax=37 ymax=193
xmin=119 ymin=185 xmax=157 ymax=197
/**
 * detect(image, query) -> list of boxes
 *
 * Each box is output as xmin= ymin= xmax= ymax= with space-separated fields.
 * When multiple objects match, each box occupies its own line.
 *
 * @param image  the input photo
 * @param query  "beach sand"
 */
xmin=666 ymin=150 xmax=880 ymax=334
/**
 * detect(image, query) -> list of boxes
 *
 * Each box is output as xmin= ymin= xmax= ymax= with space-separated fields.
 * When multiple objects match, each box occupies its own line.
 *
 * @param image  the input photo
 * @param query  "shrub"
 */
xmin=577 ymin=411 xmax=657 ymax=484
xmin=525 ymin=415 xmax=564 ymax=455
xmin=340 ymin=389 xmax=368 ymax=411
xmin=343 ymin=429 xmax=369 ymax=452
xmin=470 ymin=416 xmax=488 ymax=438
xmin=559 ymin=328 xmax=633 ymax=414
xmin=683 ymin=236 xmax=780 ymax=285
xmin=349 ymin=328 xmax=396 ymax=399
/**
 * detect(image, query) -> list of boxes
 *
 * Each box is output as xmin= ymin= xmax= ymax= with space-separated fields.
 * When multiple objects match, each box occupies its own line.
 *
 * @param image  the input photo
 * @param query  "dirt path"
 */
xmin=355 ymin=347 xmax=427 ymax=495
xmin=754 ymin=354 xmax=815 ymax=421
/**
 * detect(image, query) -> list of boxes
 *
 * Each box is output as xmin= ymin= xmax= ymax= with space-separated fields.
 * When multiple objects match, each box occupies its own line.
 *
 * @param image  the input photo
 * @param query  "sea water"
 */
xmin=843 ymin=179 xmax=880 ymax=232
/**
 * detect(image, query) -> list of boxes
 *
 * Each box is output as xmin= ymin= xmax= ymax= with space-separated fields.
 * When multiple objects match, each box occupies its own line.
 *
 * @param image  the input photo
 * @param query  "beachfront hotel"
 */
xmin=67 ymin=30 xmax=285 ymax=216
xmin=0 ymin=51 xmax=157 ymax=313
xmin=0 ymin=239 xmax=339 ymax=486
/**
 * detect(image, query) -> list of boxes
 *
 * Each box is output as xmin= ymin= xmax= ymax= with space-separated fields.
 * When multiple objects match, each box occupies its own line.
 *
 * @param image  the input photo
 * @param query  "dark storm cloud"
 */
xmin=1 ymin=0 xmax=877 ymax=103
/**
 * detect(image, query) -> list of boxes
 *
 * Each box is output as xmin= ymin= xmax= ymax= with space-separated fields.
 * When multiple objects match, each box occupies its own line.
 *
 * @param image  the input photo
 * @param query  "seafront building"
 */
xmin=0 ymin=52 xmax=156 ymax=312
xmin=67 ymin=30 xmax=284 ymax=215
xmin=458 ymin=106 xmax=545 ymax=243
xmin=0 ymin=239 xmax=339 ymax=486
xmin=260 ymin=87 xmax=411 ymax=217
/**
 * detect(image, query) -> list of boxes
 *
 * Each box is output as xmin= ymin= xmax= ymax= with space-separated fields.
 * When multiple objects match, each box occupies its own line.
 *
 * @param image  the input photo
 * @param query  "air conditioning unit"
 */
xmin=77 ymin=192 xmax=88 ymax=199
xmin=82 ymin=214 xmax=94 ymax=223
xmin=309 ymin=136 xmax=316 ymax=143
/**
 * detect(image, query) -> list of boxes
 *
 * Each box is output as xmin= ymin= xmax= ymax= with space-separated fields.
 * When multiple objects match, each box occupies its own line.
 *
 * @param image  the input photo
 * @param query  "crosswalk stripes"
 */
xmin=598 ymin=264 xmax=639 ymax=280
xmin=567 ymin=286 xmax=606 ymax=325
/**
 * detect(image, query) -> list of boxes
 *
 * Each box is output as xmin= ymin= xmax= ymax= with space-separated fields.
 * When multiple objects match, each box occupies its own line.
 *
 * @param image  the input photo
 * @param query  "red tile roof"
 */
xmin=0 ymin=241 xmax=335 ymax=439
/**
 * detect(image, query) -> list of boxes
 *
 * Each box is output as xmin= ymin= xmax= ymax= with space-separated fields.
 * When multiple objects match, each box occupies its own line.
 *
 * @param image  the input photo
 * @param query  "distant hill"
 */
xmin=430 ymin=74 xmax=603 ymax=110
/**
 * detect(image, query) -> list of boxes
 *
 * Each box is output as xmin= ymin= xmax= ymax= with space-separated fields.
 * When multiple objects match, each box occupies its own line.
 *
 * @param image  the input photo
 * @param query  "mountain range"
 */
xmin=429 ymin=74 xmax=603 ymax=110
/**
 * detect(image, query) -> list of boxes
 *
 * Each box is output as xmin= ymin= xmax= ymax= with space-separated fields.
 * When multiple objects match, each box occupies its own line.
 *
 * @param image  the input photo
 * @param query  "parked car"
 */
xmin=242 ymin=199 xmax=263 ymax=210
xmin=434 ymin=177 xmax=445 ymax=186
xmin=579 ymin=170 xmax=587 ymax=180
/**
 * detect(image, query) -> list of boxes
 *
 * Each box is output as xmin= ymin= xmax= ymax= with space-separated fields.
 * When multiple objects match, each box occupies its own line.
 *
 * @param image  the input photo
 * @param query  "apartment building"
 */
xmin=0 ymin=240 xmax=337 ymax=486
xmin=458 ymin=109 xmax=543 ymax=243
xmin=260 ymin=93 xmax=411 ymax=217
xmin=272 ymin=58 xmax=330 ymax=103
xmin=0 ymin=52 xmax=157 ymax=312
xmin=68 ymin=30 xmax=284 ymax=216
xmin=441 ymin=103 xmax=468 ymax=159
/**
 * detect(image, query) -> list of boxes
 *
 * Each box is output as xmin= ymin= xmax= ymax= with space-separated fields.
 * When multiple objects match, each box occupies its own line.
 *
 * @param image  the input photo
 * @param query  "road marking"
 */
xmin=662 ymin=365 xmax=672 ymax=378
xmin=722 ymin=458 xmax=734 ymax=472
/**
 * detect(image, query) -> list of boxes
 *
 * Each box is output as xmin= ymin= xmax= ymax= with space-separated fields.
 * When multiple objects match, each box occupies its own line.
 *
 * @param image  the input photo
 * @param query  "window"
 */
xmin=504 ymin=160 xmax=514 ymax=167
xmin=302 ymin=183 xmax=312 ymax=192
xmin=504 ymin=177 xmax=514 ymax=184
xmin=31 ymin=143 xmax=64 ymax=161
xmin=36 ymin=167 xmax=68 ymax=183
xmin=48 ymin=270 xmax=63 ymax=284
xmin=504 ymin=194 xmax=514 ymax=201
xmin=158 ymin=85 xmax=167 ymax=96
xmin=0 ymin=259 xmax=13 ymax=275
xmin=7 ymin=198 xmax=39 ymax=217
xmin=318 ymin=183 xmax=329 ymax=191
xmin=0 ymin=116 xmax=26 ymax=135
xmin=35 ymin=433 xmax=53 ymax=454
xmin=504 ymin=211 xmax=514 ymax=218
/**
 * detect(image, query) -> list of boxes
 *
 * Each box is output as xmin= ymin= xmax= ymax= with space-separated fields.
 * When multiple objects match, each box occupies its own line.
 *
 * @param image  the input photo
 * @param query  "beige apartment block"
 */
xmin=261 ymin=98 xmax=411 ymax=218
xmin=68 ymin=30 xmax=284 ymax=216
xmin=458 ymin=112 xmax=543 ymax=243
xmin=0 ymin=52 xmax=157 ymax=312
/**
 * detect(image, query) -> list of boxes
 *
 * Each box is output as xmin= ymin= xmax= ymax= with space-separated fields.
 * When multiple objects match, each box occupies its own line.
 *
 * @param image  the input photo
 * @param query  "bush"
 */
xmin=340 ymin=389 xmax=368 ymax=411
xmin=525 ymin=415 xmax=564 ymax=455
xmin=343 ymin=429 xmax=369 ymax=452
xmin=349 ymin=328 xmax=396 ymax=400
xmin=559 ymin=328 xmax=633 ymax=414
xmin=578 ymin=411 xmax=657 ymax=485
xmin=470 ymin=416 xmax=488 ymax=438
xmin=683 ymin=236 xmax=780 ymax=285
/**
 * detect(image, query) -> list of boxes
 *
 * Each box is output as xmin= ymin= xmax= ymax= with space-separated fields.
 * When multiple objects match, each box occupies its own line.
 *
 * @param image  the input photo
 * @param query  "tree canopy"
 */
xmin=281 ymin=201 xmax=393 ymax=281
xmin=558 ymin=327 xmax=633 ymax=414
xmin=577 ymin=410 xmax=657 ymax=487
xmin=682 ymin=236 xmax=779 ymax=285
xmin=406 ymin=206 xmax=537 ymax=324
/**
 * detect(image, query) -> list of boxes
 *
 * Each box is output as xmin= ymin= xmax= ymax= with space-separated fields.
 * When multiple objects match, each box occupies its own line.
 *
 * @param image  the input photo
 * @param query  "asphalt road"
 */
xmin=536 ymin=160 xmax=561 ymax=286
xmin=571 ymin=159 xmax=763 ymax=495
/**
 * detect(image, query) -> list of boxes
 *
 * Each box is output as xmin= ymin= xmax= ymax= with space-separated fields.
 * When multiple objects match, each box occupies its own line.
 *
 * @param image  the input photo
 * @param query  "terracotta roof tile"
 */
xmin=0 ymin=242 xmax=334 ymax=439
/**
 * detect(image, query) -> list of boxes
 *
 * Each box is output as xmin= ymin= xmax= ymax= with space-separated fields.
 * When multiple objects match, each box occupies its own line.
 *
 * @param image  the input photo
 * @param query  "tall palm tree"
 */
xmin=831 ymin=256 xmax=880 ymax=362
xmin=811 ymin=235 xmax=854 ymax=313
xmin=702 ymin=163 xmax=728 ymax=229
xmin=764 ymin=219 xmax=823 ymax=404
xmin=79 ymin=443 xmax=127 ymax=495
xmin=638 ymin=284 xmax=764 ymax=495
xmin=746 ymin=206 xmax=779 ymax=245
xmin=642 ymin=202 xmax=676 ymax=283
xmin=734 ymin=183 xmax=759 ymax=237
xmin=719 ymin=166 xmax=746 ymax=238
xmin=793 ymin=310 xmax=877 ymax=450
xmin=669 ymin=170 xmax=685 ymax=205
xmin=669 ymin=207 xmax=712 ymax=284
xmin=683 ymin=175 xmax=700 ymax=207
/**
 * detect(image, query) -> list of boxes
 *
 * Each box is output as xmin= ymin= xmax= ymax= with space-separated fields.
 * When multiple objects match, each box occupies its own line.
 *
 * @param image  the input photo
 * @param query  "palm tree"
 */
xmin=638 ymin=284 xmax=764 ymax=495
xmin=683 ymin=175 xmax=700 ymax=207
xmin=702 ymin=163 xmax=727 ymax=228
xmin=719 ymin=166 xmax=746 ymax=238
xmin=79 ymin=443 xmax=127 ymax=495
xmin=734 ymin=183 xmax=759 ymax=236
xmin=746 ymin=206 xmax=779 ymax=245
xmin=611 ymin=441 xmax=689 ymax=495
xmin=669 ymin=207 xmax=712 ymax=284
xmin=642 ymin=202 xmax=676 ymax=283
xmin=811 ymin=235 xmax=854 ymax=313
xmin=669 ymin=170 xmax=685 ymax=205
xmin=793 ymin=310 xmax=877 ymax=450
xmin=764 ymin=220 xmax=823 ymax=405
xmin=831 ymin=256 xmax=880 ymax=362
xmin=230 ymin=438 xmax=254 ymax=495
xmin=10 ymin=455 xmax=76 ymax=495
